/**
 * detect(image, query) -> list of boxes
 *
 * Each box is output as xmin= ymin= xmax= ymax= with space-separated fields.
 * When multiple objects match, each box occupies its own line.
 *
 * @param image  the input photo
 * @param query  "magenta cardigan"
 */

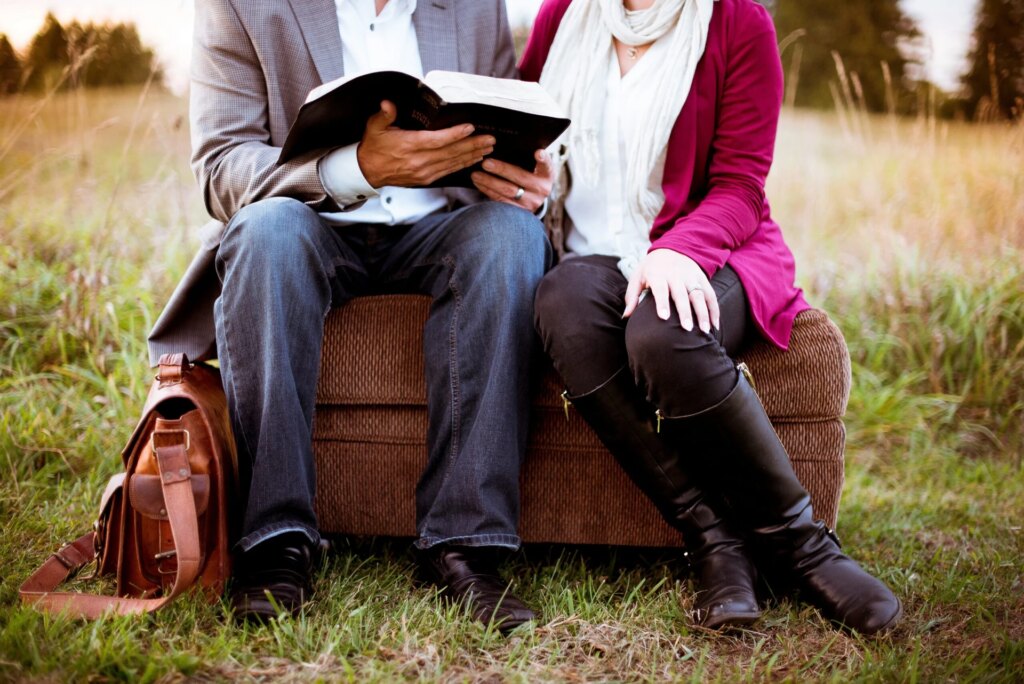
xmin=519 ymin=0 xmax=810 ymax=350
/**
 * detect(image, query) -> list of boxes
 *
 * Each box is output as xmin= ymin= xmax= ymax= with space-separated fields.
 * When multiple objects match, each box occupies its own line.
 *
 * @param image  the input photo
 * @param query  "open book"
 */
xmin=277 ymin=70 xmax=570 ymax=188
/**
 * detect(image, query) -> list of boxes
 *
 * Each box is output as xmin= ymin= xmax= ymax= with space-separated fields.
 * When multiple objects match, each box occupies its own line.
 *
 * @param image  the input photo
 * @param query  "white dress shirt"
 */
xmin=563 ymin=43 xmax=668 ymax=279
xmin=317 ymin=0 xmax=449 ymax=225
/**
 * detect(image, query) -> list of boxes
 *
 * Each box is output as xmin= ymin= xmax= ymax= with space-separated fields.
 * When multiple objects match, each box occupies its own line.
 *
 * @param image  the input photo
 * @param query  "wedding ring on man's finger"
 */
xmin=687 ymin=287 xmax=703 ymax=295
xmin=513 ymin=186 xmax=525 ymax=200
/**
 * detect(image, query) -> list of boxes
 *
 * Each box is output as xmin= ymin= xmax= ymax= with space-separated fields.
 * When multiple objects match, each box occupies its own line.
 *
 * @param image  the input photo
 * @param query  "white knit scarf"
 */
xmin=539 ymin=0 xmax=715 ymax=254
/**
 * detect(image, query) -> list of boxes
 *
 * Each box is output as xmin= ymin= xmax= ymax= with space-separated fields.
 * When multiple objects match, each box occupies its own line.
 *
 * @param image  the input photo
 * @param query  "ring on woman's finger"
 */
xmin=513 ymin=186 xmax=525 ymax=200
xmin=687 ymin=287 xmax=703 ymax=295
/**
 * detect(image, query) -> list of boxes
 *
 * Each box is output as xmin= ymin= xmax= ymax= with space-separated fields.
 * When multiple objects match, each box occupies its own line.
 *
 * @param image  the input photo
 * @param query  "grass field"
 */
xmin=1 ymin=88 xmax=1022 ymax=682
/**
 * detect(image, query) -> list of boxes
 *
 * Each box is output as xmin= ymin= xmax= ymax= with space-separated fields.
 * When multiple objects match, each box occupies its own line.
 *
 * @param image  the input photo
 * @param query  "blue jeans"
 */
xmin=214 ymin=198 xmax=551 ymax=553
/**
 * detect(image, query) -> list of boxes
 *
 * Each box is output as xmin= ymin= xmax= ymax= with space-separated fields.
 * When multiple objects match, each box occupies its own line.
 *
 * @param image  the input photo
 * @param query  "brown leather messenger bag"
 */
xmin=20 ymin=354 xmax=238 ymax=618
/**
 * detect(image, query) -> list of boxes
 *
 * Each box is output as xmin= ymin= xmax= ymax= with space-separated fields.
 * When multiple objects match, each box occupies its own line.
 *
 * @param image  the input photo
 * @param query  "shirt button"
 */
xmin=385 ymin=196 xmax=393 ymax=204
xmin=357 ymin=194 xmax=366 ymax=200
xmin=369 ymin=23 xmax=375 ymax=31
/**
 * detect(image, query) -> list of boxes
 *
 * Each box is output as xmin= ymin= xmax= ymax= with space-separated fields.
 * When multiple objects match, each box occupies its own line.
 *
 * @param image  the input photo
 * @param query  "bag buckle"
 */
xmin=83 ymin=520 xmax=108 ymax=580
xmin=54 ymin=541 xmax=97 ymax=580
xmin=155 ymin=549 xmax=179 ymax=575
xmin=53 ymin=543 xmax=81 ymax=570
xmin=150 ymin=429 xmax=190 ymax=452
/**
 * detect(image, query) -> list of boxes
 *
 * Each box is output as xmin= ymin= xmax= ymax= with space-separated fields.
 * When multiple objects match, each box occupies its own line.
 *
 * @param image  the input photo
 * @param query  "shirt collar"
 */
xmin=345 ymin=0 xmax=417 ymax=23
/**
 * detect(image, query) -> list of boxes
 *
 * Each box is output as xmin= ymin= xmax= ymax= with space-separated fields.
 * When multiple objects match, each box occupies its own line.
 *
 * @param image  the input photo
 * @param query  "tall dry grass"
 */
xmin=1 ymin=87 xmax=1022 ymax=683
xmin=2 ymin=88 xmax=1022 ymax=471
xmin=769 ymin=109 xmax=1024 ymax=458
xmin=1 ymin=88 xmax=202 ymax=483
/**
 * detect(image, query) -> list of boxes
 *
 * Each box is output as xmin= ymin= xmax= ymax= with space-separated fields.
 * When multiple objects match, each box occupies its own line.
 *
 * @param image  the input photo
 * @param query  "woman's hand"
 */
xmin=470 ymin=149 xmax=554 ymax=213
xmin=623 ymin=249 xmax=720 ymax=333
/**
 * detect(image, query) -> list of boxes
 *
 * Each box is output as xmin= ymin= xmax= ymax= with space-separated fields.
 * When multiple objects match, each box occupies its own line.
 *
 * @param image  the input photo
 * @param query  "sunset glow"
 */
xmin=0 ymin=0 xmax=977 ymax=94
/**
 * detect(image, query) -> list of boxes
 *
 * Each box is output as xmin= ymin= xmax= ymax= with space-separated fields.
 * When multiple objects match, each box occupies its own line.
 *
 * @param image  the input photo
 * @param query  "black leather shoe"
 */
xmin=419 ymin=546 xmax=535 ymax=633
xmin=764 ymin=506 xmax=904 ymax=636
xmin=230 ymin=533 xmax=313 ymax=624
xmin=682 ymin=500 xmax=762 ymax=629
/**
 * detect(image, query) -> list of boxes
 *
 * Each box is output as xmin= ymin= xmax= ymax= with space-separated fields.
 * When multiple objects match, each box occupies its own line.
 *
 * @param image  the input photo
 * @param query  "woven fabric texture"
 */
xmin=313 ymin=295 xmax=851 ymax=546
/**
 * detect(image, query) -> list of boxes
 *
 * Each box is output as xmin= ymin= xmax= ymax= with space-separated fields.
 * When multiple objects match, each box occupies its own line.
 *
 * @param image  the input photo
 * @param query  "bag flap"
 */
xmin=95 ymin=473 xmax=126 ymax=574
xmin=98 ymin=473 xmax=126 ymax=519
xmin=122 ymin=361 xmax=226 ymax=468
xmin=128 ymin=474 xmax=210 ymax=519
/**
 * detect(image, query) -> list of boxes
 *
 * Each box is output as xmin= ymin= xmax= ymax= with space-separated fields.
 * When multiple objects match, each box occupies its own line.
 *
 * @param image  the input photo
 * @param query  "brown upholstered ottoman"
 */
xmin=313 ymin=296 xmax=850 ymax=547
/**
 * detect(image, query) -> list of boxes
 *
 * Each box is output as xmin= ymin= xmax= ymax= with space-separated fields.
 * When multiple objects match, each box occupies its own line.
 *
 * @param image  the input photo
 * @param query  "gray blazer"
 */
xmin=147 ymin=0 xmax=518 ymax=365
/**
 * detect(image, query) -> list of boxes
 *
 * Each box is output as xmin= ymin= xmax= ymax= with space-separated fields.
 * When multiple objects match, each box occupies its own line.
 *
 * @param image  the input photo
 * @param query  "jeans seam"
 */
xmin=416 ymin=533 xmax=521 ymax=550
xmin=420 ymin=254 xmax=464 ymax=538
xmin=236 ymin=523 xmax=321 ymax=553
xmin=219 ymin=223 xmax=332 ymax=543
xmin=218 ymin=294 xmax=257 ymax=475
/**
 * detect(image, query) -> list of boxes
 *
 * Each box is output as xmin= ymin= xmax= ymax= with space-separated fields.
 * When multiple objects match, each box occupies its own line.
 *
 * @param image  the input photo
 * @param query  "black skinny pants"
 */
xmin=534 ymin=255 xmax=752 ymax=416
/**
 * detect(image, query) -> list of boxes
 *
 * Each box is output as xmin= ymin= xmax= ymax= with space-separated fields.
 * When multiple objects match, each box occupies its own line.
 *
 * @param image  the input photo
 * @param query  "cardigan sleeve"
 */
xmin=649 ymin=6 xmax=783 ymax=277
xmin=518 ymin=0 xmax=574 ymax=82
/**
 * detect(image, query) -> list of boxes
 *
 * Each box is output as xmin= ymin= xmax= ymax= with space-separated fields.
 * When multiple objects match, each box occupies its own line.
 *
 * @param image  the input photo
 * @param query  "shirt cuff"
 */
xmin=317 ymin=144 xmax=379 ymax=209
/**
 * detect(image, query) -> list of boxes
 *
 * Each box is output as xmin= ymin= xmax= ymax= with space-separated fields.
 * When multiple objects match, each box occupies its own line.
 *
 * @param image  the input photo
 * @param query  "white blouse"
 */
xmin=563 ymin=40 xmax=669 ymax=279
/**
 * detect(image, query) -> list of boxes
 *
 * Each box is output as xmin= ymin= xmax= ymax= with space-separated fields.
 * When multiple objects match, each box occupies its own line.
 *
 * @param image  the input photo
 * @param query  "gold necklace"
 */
xmin=626 ymin=44 xmax=649 ymax=61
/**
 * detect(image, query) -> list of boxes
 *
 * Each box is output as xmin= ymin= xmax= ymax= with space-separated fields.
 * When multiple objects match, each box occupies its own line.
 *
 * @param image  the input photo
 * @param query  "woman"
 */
xmin=518 ymin=0 xmax=902 ymax=634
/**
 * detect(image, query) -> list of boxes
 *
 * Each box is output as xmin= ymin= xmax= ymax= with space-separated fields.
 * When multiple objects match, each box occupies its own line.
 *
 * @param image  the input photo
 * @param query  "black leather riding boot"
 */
xmin=567 ymin=368 xmax=760 ymax=629
xmin=660 ymin=371 xmax=902 ymax=636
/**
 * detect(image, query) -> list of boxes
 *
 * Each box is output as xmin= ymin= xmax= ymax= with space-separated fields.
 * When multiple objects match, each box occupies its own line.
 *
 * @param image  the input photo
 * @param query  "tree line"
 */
xmin=775 ymin=0 xmax=1022 ymax=121
xmin=961 ymin=0 xmax=1024 ymax=120
xmin=2 ymin=3 xmax=1022 ymax=121
xmin=0 ymin=13 xmax=161 ymax=95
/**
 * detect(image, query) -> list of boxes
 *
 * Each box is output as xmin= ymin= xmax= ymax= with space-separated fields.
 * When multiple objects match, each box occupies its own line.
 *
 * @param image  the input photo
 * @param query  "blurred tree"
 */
xmin=512 ymin=24 xmax=530 ymax=60
xmin=962 ymin=0 xmax=1024 ymax=120
xmin=67 ymin=21 xmax=162 ymax=88
xmin=22 ymin=14 xmax=162 ymax=92
xmin=774 ymin=1 xmax=922 ymax=113
xmin=0 ymin=35 xmax=23 ymax=95
xmin=23 ymin=12 xmax=69 ymax=91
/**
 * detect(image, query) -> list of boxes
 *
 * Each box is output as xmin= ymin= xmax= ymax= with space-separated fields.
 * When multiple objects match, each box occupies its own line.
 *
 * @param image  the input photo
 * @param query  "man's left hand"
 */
xmin=470 ymin=149 xmax=553 ymax=213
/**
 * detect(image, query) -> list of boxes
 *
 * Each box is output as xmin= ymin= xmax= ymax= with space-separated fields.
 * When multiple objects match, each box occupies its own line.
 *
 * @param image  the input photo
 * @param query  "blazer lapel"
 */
xmin=287 ymin=0 xmax=345 ymax=83
xmin=412 ymin=0 xmax=459 ymax=73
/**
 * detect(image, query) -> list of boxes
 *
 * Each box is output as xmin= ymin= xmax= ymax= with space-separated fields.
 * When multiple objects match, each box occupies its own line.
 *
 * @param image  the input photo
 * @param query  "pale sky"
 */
xmin=0 ymin=0 xmax=978 ymax=93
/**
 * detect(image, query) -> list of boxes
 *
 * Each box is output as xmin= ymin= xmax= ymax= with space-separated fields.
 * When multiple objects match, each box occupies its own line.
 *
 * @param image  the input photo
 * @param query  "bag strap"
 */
xmin=20 ymin=439 xmax=204 ymax=618
xmin=157 ymin=353 xmax=190 ymax=386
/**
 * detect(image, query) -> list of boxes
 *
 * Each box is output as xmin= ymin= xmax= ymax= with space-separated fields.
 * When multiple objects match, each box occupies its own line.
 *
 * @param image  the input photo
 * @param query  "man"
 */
xmin=149 ymin=0 xmax=553 ymax=631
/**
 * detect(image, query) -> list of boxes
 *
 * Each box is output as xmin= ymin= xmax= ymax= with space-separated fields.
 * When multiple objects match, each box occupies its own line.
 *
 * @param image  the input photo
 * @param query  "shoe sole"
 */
xmin=700 ymin=609 xmax=762 ymax=631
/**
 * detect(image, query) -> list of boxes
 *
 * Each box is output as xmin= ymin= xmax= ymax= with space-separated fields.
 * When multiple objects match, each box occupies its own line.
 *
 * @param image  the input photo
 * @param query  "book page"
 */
xmin=306 ymin=73 xmax=356 ymax=104
xmin=423 ymin=71 xmax=565 ymax=118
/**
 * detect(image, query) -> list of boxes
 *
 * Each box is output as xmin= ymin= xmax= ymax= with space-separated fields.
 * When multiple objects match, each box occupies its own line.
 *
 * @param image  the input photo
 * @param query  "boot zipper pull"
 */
xmin=737 ymin=362 xmax=755 ymax=390
xmin=561 ymin=390 xmax=571 ymax=421
xmin=656 ymin=409 xmax=663 ymax=434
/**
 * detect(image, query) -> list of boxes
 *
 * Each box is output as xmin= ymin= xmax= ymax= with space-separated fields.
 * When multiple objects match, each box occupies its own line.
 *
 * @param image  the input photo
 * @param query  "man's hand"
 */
xmin=356 ymin=100 xmax=496 ymax=188
xmin=470 ymin=149 xmax=554 ymax=214
xmin=623 ymin=249 xmax=720 ymax=334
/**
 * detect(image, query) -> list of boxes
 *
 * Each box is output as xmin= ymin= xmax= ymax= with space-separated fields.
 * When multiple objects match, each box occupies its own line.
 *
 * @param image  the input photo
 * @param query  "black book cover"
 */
xmin=277 ymin=70 xmax=570 ymax=188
